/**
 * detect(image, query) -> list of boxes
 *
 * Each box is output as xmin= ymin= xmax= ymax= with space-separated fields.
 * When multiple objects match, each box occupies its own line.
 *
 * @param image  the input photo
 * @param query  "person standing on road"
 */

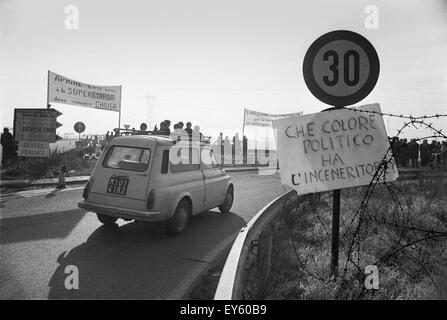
xmin=409 ymin=139 xmax=419 ymax=168
xmin=401 ymin=138 xmax=409 ymax=167
xmin=441 ymin=141 xmax=447 ymax=170
xmin=420 ymin=139 xmax=430 ymax=167
xmin=1 ymin=128 xmax=14 ymax=167
xmin=429 ymin=140 xmax=437 ymax=157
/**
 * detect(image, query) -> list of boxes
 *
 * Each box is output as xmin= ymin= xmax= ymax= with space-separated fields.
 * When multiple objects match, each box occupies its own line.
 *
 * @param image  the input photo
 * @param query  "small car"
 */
xmin=78 ymin=134 xmax=234 ymax=235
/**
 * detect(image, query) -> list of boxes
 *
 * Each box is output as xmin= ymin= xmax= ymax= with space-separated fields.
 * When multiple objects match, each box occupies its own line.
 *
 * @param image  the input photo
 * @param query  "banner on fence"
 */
xmin=48 ymin=71 xmax=121 ymax=112
xmin=272 ymin=103 xmax=399 ymax=195
xmin=243 ymin=108 xmax=303 ymax=128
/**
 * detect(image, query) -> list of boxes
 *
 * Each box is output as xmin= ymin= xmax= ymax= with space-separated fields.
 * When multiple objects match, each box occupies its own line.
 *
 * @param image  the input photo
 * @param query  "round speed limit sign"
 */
xmin=74 ymin=121 xmax=86 ymax=134
xmin=303 ymin=30 xmax=380 ymax=107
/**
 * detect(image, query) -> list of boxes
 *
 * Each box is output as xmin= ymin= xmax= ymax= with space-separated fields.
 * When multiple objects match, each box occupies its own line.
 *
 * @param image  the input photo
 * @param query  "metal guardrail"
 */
xmin=213 ymin=169 xmax=447 ymax=300
xmin=397 ymin=169 xmax=447 ymax=182
xmin=214 ymin=188 xmax=298 ymax=300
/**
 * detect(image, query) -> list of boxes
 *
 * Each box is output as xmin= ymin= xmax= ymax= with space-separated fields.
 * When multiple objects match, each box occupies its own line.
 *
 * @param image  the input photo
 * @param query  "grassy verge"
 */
xmin=1 ymin=147 xmax=97 ymax=180
xmin=251 ymin=180 xmax=447 ymax=300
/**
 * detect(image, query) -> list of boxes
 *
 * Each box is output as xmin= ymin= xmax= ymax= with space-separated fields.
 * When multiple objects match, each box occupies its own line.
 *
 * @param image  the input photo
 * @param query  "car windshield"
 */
xmin=104 ymin=146 xmax=151 ymax=172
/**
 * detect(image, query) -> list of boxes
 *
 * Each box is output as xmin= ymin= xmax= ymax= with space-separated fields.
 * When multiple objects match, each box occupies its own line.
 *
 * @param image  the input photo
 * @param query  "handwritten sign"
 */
xmin=272 ymin=103 xmax=398 ymax=195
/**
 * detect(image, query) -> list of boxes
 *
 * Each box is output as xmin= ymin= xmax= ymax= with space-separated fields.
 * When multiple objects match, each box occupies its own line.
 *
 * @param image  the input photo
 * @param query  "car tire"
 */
xmin=97 ymin=213 xmax=118 ymax=225
xmin=219 ymin=186 xmax=234 ymax=213
xmin=167 ymin=199 xmax=191 ymax=236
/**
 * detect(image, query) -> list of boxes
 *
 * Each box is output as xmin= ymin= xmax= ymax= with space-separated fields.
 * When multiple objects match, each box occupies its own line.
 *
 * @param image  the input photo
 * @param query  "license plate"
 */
xmin=107 ymin=176 xmax=129 ymax=196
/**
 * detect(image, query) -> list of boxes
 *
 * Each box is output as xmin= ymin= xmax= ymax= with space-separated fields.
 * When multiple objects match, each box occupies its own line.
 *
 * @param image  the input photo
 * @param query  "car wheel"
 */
xmin=167 ymin=199 xmax=191 ymax=236
xmin=219 ymin=187 xmax=234 ymax=213
xmin=97 ymin=213 xmax=118 ymax=225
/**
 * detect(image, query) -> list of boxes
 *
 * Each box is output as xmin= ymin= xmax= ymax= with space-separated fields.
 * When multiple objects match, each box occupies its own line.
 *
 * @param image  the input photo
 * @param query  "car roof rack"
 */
xmin=113 ymin=128 xmax=211 ymax=144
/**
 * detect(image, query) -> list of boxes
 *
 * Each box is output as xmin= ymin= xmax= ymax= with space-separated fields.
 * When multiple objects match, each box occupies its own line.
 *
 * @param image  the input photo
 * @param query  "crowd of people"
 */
xmin=389 ymin=137 xmax=447 ymax=170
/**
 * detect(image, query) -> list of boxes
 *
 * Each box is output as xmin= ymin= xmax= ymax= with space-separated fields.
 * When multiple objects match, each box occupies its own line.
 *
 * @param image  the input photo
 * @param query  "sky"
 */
xmin=0 ymin=0 xmax=446 ymax=142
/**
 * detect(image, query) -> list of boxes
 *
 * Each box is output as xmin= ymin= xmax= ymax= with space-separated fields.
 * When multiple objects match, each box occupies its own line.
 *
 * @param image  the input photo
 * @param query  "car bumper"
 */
xmin=78 ymin=200 xmax=170 ymax=222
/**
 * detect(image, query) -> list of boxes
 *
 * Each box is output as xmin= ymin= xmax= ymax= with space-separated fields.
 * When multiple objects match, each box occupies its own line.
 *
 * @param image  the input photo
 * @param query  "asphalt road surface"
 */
xmin=0 ymin=171 xmax=288 ymax=299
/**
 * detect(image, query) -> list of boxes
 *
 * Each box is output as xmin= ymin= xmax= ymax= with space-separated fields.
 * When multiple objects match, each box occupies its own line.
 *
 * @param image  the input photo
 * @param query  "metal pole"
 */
xmin=242 ymin=108 xmax=246 ymax=138
xmin=47 ymin=70 xmax=50 ymax=109
xmin=242 ymin=108 xmax=246 ymax=165
xmin=331 ymin=189 xmax=341 ymax=277
xmin=118 ymin=85 xmax=122 ymax=130
xmin=322 ymin=105 xmax=344 ymax=278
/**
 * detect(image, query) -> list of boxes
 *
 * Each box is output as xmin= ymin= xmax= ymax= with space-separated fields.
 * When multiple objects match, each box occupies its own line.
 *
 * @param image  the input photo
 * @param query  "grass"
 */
xmin=1 ymin=147 xmax=98 ymax=181
xmin=252 ymin=179 xmax=447 ymax=300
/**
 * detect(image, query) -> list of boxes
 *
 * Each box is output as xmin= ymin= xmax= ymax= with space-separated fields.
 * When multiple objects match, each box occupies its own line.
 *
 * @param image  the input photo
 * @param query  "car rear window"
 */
xmin=103 ymin=146 xmax=151 ymax=172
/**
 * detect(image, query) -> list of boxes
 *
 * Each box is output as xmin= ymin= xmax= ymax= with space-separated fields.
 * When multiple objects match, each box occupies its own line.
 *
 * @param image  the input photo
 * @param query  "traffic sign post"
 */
xmin=74 ymin=121 xmax=86 ymax=141
xmin=302 ymin=30 xmax=380 ymax=277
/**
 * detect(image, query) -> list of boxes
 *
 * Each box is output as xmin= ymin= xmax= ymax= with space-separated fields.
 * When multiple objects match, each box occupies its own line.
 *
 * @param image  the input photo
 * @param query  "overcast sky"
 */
xmin=1 ymin=0 xmax=446 ymax=140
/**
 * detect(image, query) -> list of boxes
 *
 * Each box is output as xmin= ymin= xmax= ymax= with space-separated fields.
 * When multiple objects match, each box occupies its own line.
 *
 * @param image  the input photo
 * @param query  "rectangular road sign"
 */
xmin=18 ymin=141 xmax=50 ymax=157
xmin=14 ymin=108 xmax=61 ymax=143
xmin=272 ymin=103 xmax=398 ymax=195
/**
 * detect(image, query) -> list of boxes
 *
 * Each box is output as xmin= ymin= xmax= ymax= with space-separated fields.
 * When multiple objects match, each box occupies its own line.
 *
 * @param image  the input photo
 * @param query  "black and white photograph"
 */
xmin=0 ymin=0 xmax=446 ymax=308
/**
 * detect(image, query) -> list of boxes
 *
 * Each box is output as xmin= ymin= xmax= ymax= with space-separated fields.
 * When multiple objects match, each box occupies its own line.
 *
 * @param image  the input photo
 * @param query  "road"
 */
xmin=0 ymin=171 xmax=287 ymax=299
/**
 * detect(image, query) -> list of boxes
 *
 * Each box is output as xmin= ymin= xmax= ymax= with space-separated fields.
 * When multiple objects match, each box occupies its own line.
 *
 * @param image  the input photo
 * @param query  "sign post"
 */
xmin=74 ymin=121 xmax=86 ymax=141
xmin=301 ymin=30 xmax=381 ymax=277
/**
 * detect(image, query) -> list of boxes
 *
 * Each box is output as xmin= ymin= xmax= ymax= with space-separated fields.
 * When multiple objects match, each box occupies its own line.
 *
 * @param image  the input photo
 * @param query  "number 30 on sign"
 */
xmin=303 ymin=30 xmax=380 ymax=107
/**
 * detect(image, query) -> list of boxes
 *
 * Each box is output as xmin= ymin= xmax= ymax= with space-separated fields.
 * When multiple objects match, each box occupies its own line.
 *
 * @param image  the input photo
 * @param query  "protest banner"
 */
xmin=243 ymin=108 xmax=303 ymax=128
xmin=47 ymin=71 xmax=121 ymax=112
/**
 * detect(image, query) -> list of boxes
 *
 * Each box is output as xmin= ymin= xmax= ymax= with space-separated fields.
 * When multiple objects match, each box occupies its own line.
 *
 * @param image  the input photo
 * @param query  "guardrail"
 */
xmin=213 ymin=168 xmax=446 ymax=300
xmin=214 ymin=188 xmax=299 ymax=300
xmin=397 ymin=169 xmax=447 ymax=184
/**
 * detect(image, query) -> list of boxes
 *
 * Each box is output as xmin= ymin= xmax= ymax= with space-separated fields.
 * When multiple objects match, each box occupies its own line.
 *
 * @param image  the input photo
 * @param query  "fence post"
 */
xmin=256 ymin=230 xmax=273 ymax=297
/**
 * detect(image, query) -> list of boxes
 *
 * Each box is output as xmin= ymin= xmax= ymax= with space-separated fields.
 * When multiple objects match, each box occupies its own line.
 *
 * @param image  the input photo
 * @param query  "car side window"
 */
xmin=210 ymin=150 xmax=219 ymax=168
xmin=202 ymin=149 xmax=219 ymax=169
xmin=161 ymin=150 xmax=169 ymax=174
xmin=170 ymin=148 xmax=200 ymax=173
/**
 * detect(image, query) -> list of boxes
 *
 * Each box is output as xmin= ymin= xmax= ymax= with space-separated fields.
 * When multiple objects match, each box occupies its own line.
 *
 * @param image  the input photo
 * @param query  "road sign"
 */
xmin=14 ymin=108 xmax=63 ymax=143
xmin=272 ymin=103 xmax=398 ymax=195
xmin=303 ymin=30 xmax=380 ymax=107
xmin=74 ymin=122 xmax=86 ymax=134
xmin=17 ymin=141 xmax=50 ymax=157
